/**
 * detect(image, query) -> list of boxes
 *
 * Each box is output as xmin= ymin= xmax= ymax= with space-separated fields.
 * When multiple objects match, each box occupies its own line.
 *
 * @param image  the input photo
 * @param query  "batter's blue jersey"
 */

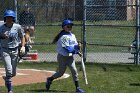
xmin=57 ymin=32 xmax=78 ymax=56
xmin=0 ymin=23 xmax=24 ymax=48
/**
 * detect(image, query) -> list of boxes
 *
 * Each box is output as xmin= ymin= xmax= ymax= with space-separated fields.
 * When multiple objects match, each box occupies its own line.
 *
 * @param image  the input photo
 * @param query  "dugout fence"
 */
xmin=0 ymin=0 xmax=140 ymax=64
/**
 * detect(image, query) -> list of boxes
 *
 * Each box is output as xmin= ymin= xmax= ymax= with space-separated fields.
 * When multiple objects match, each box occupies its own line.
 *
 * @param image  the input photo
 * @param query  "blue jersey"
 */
xmin=56 ymin=32 xmax=78 ymax=56
xmin=0 ymin=23 xmax=24 ymax=48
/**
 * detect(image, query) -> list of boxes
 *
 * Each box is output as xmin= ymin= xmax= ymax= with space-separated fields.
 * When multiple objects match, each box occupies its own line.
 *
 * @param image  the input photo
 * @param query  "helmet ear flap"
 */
xmin=4 ymin=17 xmax=6 ymax=22
xmin=4 ymin=17 xmax=15 ymax=22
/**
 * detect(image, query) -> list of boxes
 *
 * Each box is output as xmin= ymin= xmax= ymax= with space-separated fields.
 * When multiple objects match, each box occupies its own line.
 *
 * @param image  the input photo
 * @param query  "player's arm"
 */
xmin=21 ymin=36 xmax=25 ymax=47
xmin=18 ymin=26 xmax=25 ymax=54
xmin=18 ymin=26 xmax=25 ymax=46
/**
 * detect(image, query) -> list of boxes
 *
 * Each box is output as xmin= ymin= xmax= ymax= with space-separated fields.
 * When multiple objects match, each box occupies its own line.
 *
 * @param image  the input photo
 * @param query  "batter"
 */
xmin=46 ymin=19 xmax=85 ymax=93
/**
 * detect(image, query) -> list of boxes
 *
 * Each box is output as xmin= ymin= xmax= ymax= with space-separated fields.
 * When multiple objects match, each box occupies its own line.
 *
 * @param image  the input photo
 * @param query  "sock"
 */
xmin=6 ymin=82 xmax=12 ymax=92
xmin=75 ymin=81 xmax=80 ymax=89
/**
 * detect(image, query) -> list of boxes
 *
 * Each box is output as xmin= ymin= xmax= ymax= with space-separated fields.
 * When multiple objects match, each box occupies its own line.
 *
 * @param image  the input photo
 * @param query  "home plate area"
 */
xmin=0 ymin=68 xmax=70 ymax=86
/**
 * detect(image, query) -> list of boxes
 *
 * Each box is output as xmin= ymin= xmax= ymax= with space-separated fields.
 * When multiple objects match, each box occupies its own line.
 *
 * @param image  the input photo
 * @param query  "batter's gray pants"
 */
xmin=52 ymin=54 xmax=78 ymax=82
xmin=1 ymin=48 xmax=19 ymax=83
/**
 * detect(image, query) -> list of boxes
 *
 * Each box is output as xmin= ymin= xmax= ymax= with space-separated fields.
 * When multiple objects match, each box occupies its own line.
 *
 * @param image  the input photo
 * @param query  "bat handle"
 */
xmin=78 ymin=52 xmax=82 ymax=57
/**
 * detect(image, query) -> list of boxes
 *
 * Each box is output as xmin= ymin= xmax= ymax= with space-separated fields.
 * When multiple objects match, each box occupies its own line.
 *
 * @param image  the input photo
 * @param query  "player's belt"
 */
xmin=2 ymin=47 xmax=18 ymax=51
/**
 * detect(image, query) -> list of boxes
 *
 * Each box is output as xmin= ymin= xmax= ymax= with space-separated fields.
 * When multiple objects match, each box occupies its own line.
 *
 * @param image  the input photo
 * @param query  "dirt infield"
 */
xmin=0 ymin=68 xmax=70 ymax=86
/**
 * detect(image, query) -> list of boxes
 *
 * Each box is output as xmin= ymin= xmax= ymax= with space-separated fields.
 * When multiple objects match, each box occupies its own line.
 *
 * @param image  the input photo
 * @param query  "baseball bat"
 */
xmin=78 ymin=52 xmax=88 ymax=85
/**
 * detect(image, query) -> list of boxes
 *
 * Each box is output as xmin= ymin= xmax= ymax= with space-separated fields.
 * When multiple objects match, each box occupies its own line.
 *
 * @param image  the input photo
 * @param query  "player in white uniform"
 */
xmin=46 ymin=19 xmax=84 ymax=92
xmin=0 ymin=10 xmax=25 ymax=93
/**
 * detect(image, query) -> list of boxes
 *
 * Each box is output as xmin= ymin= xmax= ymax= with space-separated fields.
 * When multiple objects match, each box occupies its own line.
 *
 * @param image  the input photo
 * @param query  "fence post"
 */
xmin=82 ymin=0 xmax=87 ymax=63
xmin=14 ymin=0 xmax=18 ymax=22
xmin=136 ymin=0 xmax=140 ymax=65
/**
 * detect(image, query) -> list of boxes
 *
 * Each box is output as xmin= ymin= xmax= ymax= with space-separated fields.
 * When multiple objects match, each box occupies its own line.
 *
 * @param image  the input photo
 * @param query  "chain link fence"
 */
xmin=85 ymin=0 xmax=137 ymax=63
xmin=0 ymin=0 xmax=139 ymax=64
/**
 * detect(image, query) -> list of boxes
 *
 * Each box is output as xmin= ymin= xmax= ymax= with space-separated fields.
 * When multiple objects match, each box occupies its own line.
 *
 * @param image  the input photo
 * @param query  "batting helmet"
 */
xmin=62 ymin=19 xmax=74 ymax=27
xmin=4 ymin=10 xmax=16 ymax=22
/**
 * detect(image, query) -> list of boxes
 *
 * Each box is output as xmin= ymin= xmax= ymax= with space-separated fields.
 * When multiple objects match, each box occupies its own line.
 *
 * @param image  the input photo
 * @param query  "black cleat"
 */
xmin=46 ymin=78 xmax=52 ymax=91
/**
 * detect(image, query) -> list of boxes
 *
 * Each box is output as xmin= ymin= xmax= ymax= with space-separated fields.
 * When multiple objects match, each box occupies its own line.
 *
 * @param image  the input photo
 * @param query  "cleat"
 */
xmin=76 ymin=87 xmax=85 ymax=93
xmin=46 ymin=78 xmax=52 ymax=91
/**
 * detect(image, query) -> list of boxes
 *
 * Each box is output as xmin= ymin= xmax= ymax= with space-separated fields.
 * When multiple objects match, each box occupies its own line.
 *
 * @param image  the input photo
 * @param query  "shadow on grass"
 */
xmin=129 ymin=83 xmax=140 ymax=86
xmin=28 ymin=89 xmax=68 ymax=92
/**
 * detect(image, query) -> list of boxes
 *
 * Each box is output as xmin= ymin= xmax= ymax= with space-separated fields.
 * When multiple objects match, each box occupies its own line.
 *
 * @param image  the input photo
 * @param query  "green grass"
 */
xmin=1 ymin=62 xmax=140 ymax=93
xmin=31 ymin=20 xmax=136 ymax=52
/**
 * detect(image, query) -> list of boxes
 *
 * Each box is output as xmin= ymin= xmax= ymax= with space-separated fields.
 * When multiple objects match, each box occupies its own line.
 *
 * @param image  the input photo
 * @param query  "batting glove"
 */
xmin=20 ymin=46 xmax=25 ymax=55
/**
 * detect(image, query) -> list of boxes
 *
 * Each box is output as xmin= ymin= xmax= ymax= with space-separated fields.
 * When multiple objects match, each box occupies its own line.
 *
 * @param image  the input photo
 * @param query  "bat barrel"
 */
xmin=81 ymin=55 xmax=88 ymax=85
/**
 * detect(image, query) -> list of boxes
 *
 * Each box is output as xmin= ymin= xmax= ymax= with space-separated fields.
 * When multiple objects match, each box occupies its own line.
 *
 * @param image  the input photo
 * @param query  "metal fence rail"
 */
xmin=0 ymin=0 xmax=139 ymax=64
